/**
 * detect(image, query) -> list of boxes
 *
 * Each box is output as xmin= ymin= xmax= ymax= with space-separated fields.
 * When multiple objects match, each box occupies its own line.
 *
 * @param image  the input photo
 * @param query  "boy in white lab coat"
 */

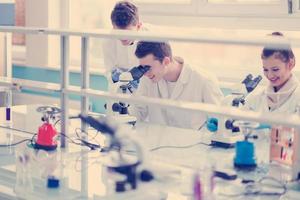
xmin=131 ymin=41 xmax=224 ymax=130
xmin=102 ymin=1 xmax=149 ymax=83
xmin=245 ymin=32 xmax=300 ymax=114
xmin=102 ymin=1 xmax=151 ymax=115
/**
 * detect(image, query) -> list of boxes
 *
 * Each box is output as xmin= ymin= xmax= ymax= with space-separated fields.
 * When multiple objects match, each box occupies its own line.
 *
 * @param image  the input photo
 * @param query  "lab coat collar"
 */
xmin=157 ymin=63 xmax=191 ymax=99
xmin=168 ymin=64 xmax=191 ymax=100
xmin=176 ymin=63 xmax=190 ymax=85
xmin=266 ymin=74 xmax=299 ymax=111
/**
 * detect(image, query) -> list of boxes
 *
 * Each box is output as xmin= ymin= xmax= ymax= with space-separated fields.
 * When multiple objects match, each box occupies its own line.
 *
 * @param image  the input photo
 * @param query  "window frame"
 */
xmin=197 ymin=0 xmax=287 ymax=17
xmin=134 ymin=0 xmax=198 ymax=15
xmin=134 ymin=0 xmax=293 ymax=17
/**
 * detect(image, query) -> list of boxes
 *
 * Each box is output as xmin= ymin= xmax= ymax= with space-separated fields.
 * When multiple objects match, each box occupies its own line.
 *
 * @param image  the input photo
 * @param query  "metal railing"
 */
xmin=0 ymin=26 xmax=300 ymax=149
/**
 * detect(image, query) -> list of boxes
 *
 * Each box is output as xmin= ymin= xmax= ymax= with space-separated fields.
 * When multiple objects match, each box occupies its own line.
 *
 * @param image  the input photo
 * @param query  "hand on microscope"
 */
xmin=107 ymin=66 xmax=150 ymax=125
xmin=111 ymin=65 xmax=150 ymax=83
xmin=111 ymin=65 xmax=150 ymax=93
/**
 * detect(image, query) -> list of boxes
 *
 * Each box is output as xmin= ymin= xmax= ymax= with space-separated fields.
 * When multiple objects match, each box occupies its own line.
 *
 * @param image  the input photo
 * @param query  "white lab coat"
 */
xmin=102 ymin=23 xmax=153 ymax=74
xmin=245 ymin=75 xmax=300 ymax=114
xmin=102 ymin=24 xmax=153 ymax=114
xmin=131 ymin=64 xmax=224 ymax=130
xmin=102 ymin=39 xmax=139 ymax=73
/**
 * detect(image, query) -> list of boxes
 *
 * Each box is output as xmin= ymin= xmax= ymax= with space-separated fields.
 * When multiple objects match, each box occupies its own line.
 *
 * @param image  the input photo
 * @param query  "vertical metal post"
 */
xmin=4 ymin=32 xmax=12 ymax=78
xmin=60 ymin=35 xmax=69 ymax=148
xmin=288 ymin=0 xmax=293 ymax=14
xmin=81 ymin=37 xmax=90 ymax=136
xmin=80 ymin=36 xmax=89 ymax=197
xmin=3 ymin=33 xmax=12 ymax=133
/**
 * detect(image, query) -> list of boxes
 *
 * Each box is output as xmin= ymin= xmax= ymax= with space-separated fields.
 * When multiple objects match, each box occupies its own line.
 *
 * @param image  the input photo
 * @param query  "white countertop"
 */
xmin=0 ymin=105 xmax=299 ymax=200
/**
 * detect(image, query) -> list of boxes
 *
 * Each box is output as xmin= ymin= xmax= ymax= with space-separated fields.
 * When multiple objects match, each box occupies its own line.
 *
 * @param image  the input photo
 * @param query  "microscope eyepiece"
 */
xmin=130 ymin=65 xmax=151 ymax=81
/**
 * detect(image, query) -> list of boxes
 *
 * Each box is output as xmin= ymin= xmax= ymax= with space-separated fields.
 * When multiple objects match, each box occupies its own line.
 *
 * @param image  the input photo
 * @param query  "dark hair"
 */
xmin=261 ymin=32 xmax=295 ymax=63
xmin=111 ymin=1 xmax=139 ymax=29
xmin=135 ymin=41 xmax=172 ymax=63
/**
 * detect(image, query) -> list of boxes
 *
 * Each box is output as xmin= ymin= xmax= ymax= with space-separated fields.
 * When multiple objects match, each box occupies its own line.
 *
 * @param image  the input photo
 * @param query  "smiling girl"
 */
xmin=245 ymin=32 xmax=300 ymax=113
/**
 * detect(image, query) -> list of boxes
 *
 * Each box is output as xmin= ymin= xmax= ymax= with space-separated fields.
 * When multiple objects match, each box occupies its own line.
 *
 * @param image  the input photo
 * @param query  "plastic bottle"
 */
xmin=14 ymin=148 xmax=33 ymax=198
xmin=192 ymin=166 xmax=215 ymax=200
xmin=0 ymin=89 xmax=13 ymax=154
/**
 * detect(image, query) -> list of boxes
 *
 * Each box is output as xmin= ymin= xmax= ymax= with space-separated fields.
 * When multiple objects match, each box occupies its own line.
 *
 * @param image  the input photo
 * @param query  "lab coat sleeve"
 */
xmin=202 ymin=76 xmax=224 ymax=105
xmin=102 ymin=39 xmax=118 ymax=92
xmin=244 ymin=91 xmax=259 ymax=111
xmin=129 ymin=78 xmax=149 ymax=122
xmin=102 ymin=39 xmax=117 ymax=73
xmin=243 ymin=86 xmax=266 ymax=112
xmin=199 ymin=76 xmax=224 ymax=128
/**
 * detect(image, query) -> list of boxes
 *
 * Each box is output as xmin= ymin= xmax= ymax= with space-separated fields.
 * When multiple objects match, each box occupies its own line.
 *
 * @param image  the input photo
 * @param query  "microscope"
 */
xmin=79 ymin=114 xmax=154 ymax=193
xmin=209 ymin=74 xmax=262 ymax=148
xmin=108 ymin=65 xmax=150 ymax=125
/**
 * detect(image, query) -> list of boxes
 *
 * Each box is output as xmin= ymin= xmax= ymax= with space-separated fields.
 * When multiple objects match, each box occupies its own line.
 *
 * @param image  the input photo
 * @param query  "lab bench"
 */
xmin=0 ymin=105 xmax=299 ymax=200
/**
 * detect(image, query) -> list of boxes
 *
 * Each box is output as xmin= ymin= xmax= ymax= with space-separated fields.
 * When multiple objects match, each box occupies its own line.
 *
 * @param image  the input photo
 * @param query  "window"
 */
xmin=68 ymin=0 xmax=116 ymax=68
xmin=208 ymin=0 xmax=279 ymax=3
xmin=169 ymin=29 xmax=300 ymax=82
xmin=134 ymin=0 xmax=289 ymax=16
xmin=65 ymin=0 xmax=300 ymax=81
xmin=134 ymin=0 xmax=191 ymax=3
xmin=198 ymin=0 xmax=286 ymax=16
xmin=17 ymin=0 xmax=300 ymax=83
xmin=134 ymin=0 xmax=197 ymax=14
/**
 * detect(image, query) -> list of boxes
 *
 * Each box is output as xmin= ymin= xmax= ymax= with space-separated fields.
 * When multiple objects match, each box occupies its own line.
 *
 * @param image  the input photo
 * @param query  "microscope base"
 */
xmin=211 ymin=133 xmax=244 ymax=148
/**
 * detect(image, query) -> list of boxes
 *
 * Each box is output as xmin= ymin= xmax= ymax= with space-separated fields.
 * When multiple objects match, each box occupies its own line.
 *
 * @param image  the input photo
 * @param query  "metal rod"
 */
xmin=80 ymin=36 xmax=89 ymax=197
xmin=80 ymin=37 xmax=90 ymax=136
xmin=0 ymin=26 xmax=299 ymax=131
xmin=60 ymin=35 xmax=69 ymax=148
xmin=65 ymin=87 xmax=300 ymax=129
xmin=0 ymin=77 xmax=60 ymax=92
xmin=1 ymin=26 xmax=300 ymax=47
xmin=0 ymin=76 xmax=299 ymax=129
xmin=3 ymin=33 xmax=12 ymax=78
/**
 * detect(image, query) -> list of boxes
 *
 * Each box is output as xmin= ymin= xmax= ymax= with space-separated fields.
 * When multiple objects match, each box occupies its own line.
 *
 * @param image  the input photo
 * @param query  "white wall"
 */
xmin=25 ymin=0 xmax=60 ymax=68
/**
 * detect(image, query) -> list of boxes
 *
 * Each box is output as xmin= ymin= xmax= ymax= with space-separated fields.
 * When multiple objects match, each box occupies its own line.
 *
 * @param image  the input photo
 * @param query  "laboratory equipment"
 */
xmin=269 ymin=127 xmax=300 ymax=180
xmin=34 ymin=106 xmax=61 ymax=151
xmin=193 ymin=167 xmax=215 ymax=200
xmin=15 ymin=147 xmax=33 ymax=197
xmin=233 ymin=120 xmax=259 ymax=170
xmin=209 ymin=74 xmax=262 ymax=148
xmin=111 ymin=82 xmax=138 ymax=125
xmin=0 ymin=87 xmax=13 ymax=151
xmin=79 ymin=114 xmax=154 ymax=193
xmin=268 ymin=105 xmax=300 ymax=181
xmin=0 ymin=87 xmax=12 ymax=122
xmin=109 ymin=65 xmax=150 ymax=125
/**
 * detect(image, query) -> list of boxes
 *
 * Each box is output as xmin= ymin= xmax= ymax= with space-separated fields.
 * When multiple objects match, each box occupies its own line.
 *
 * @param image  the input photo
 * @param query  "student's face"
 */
xmin=113 ymin=23 xmax=141 ymax=46
xmin=139 ymin=54 xmax=167 ymax=83
xmin=262 ymin=55 xmax=293 ymax=88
